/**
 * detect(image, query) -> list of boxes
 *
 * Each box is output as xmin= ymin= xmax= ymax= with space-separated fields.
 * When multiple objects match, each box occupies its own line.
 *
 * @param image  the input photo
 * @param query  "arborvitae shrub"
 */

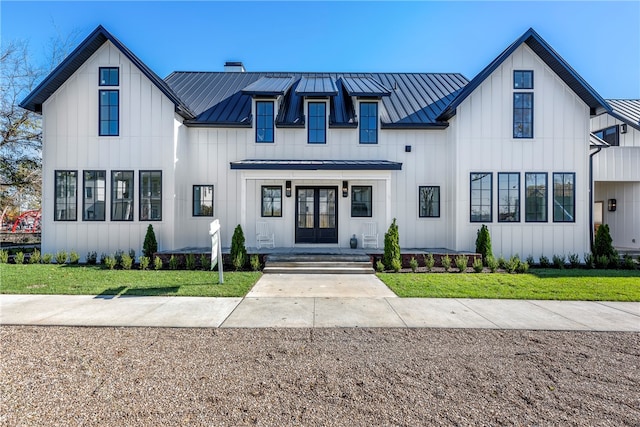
xmin=375 ymin=260 xmax=385 ymax=272
xmin=154 ymin=256 xmax=163 ymax=270
xmin=200 ymin=253 xmax=211 ymax=270
xmin=441 ymin=254 xmax=452 ymax=272
xmin=185 ymin=253 xmax=196 ymax=270
xmin=593 ymin=224 xmax=615 ymax=259
xmin=29 ymin=249 xmax=41 ymax=264
xmin=475 ymin=225 xmax=493 ymax=266
xmin=552 ymin=254 xmax=565 ymax=269
xmin=409 ymin=257 xmax=418 ymax=272
xmin=424 ymin=253 xmax=435 ymax=272
xmin=383 ymin=218 xmax=401 ymax=270
xmin=584 ymin=252 xmax=595 ymax=269
xmin=230 ymin=225 xmax=248 ymax=270
xmin=250 ymin=254 xmax=261 ymax=271
xmin=568 ymin=253 xmax=581 ymax=268
xmin=455 ymin=255 xmax=469 ymax=273
xmin=539 ymin=255 xmax=551 ymax=268
xmin=169 ymin=255 xmax=179 ymax=270
xmin=472 ymin=257 xmax=484 ymax=273
xmin=15 ymin=252 xmax=25 ymax=264
xmin=143 ymin=225 xmax=158 ymax=258
xmin=86 ymin=251 xmax=97 ymax=265
xmin=139 ymin=256 xmax=150 ymax=270
xmin=120 ymin=253 xmax=133 ymax=270
xmin=390 ymin=258 xmax=402 ymax=273
xmin=486 ymin=255 xmax=498 ymax=273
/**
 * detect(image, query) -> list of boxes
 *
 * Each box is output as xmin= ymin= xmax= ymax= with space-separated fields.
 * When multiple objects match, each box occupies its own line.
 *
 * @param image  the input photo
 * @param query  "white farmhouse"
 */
xmin=22 ymin=25 xmax=632 ymax=261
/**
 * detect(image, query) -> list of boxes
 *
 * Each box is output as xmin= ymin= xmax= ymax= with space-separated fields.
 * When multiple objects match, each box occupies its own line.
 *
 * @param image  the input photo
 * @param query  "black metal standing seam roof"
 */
xmin=437 ymin=28 xmax=611 ymax=121
xmin=340 ymin=77 xmax=391 ymax=97
xmin=230 ymin=159 xmax=402 ymax=170
xmin=241 ymin=76 xmax=295 ymax=96
xmin=19 ymin=25 xmax=194 ymax=119
xmin=606 ymin=99 xmax=640 ymax=131
xmin=165 ymin=72 xmax=468 ymax=128
xmin=295 ymin=76 xmax=339 ymax=96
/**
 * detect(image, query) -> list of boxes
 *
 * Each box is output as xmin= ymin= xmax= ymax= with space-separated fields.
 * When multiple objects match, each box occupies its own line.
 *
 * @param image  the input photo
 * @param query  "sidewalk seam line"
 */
xmin=527 ymin=300 xmax=595 ymax=330
xmin=455 ymin=299 xmax=502 ymax=329
xmin=384 ymin=298 xmax=408 ymax=328
xmin=594 ymin=301 xmax=640 ymax=317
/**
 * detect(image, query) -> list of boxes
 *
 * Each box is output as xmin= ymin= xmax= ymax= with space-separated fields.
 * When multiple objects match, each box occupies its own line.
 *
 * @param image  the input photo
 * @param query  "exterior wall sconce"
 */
xmin=405 ymin=145 xmax=412 ymax=152
xmin=620 ymin=124 xmax=627 ymax=134
xmin=286 ymin=181 xmax=292 ymax=197
xmin=342 ymin=181 xmax=349 ymax=198
xmin=608 ymin=198 xmax=617 ymax=212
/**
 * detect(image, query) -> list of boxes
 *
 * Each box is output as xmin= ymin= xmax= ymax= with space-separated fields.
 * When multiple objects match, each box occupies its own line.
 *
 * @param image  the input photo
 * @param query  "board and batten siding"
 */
xmin=40 ymin=41 xmax=178 ymax=260
xmin=451 ymin=43 xmax=591 ymax=259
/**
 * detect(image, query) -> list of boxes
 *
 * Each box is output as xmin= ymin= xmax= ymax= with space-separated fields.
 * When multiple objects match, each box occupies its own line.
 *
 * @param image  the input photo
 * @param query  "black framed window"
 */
xmin=470 ymin=173 xmax=492 ymax=222
xmin=553 ymin=173 xmax=575 ymax=222
xmin=514 ymin=70 xmax=533 ymax=89
xmin=498 ymin=173 xmax=520 ymax=222
xmin=256 ymin=101 xmax=274 ymax=143
xmin=111 ymin=171 xmax=133 ymax=221
xmin=99 ymin=67 xmax=119 ymax=86
xmin=513 ymin=92 xmax=533 ymax=138
xmin=261 ymin=186 xmax=282 ymax=217
xmin=359 ymin=102 xmax=378 ymax=144
xmin=83 ymin=170 xmax=106 ymax=221
xmin=193 ymin=185 xmax=214 ymax=217
xmin=140 ymin=171 xmax=162 ymax=221
xmin=593 ymin=125 xmax=619 ymax=146
xmin=525 ymin=173 xmax=547 ymax=222
xmin=99 ymin=90 xmax=119 ymax=136
xmin=54 ymin=170 xmax=77 ymax=221
xmin=351 ymin=186 xmax=372 ymax=217
xmin=308 ymin=102 xmax=326 ymax=144
xmin=419 ymin=186 xmax=440 ymax=218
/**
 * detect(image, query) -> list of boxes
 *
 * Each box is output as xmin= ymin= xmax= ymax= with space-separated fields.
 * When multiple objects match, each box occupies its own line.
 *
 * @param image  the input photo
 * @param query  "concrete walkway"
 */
xmin=1 ymin=274 xmax=639 ymax=330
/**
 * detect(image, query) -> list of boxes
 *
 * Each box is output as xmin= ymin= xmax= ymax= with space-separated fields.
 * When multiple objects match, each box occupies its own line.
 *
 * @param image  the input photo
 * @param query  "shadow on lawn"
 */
xmin=94 ymin=286 xmax=127 ymax=299
xmin=122 ymin=286 xmax=181 ymax=296
xmin=528 ymin=268 xmax=640 ymax=279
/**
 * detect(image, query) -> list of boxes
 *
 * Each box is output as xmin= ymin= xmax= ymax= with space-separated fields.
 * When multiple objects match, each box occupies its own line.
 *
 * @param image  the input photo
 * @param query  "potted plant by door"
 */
xmin=350 ymin=234 xmax=358 ymax=249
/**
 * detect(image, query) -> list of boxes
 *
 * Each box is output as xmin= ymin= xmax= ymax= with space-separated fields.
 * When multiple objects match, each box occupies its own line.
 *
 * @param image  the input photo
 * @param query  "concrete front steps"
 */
xmin=263 ymin=254 xmax=375 ymax=274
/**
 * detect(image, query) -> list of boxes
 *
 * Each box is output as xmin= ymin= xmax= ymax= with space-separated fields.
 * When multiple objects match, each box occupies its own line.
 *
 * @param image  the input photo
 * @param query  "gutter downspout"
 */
xmin=589 ymin=147 xmax=603 ymax=251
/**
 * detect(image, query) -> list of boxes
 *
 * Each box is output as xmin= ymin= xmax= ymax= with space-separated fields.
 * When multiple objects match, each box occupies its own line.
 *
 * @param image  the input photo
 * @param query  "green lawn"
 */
xmin=0 ymin=264 xmax=260 ymax=297
xmin=378 ymin=268 xmax=640 ymax=301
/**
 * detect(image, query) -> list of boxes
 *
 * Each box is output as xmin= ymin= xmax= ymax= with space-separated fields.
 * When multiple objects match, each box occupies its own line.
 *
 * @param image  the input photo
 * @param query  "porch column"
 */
xmin=240 ymin=172 xmax=247 ymax=233
xmin=385 ymin=176 xmax=392 ymax=230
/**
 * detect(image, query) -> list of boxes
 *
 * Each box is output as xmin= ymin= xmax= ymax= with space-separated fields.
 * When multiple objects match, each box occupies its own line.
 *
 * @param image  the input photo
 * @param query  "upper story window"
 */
xmin=99 ymin=67 xmax=119 ymax=86
xmin=99 ymin=67 xmax=119 ymax=136
xmin=513 ymin=70 xmax=533 ymax=89
xmin=83 ymin=170 xmax=106 ymax=221
xmin=256 ymin=101 xmax=274 ymax=143
xmin=513 ymin=93 xmax=533 ymax=138
xmin=308 ymin=102 xmax=326 ymax=144
xmin=359 ymin=102 xmax=378 ymax=144
xmin=140 ymin=171 xmax=162 ymax=221
xmin=593 ymin=125 xmax=619 ymax=146
xmin=55 ymin=170 xmax=77 ymax=221
xmin=513 ymin=70 xmax=533 ymax=139
xmin=470 ymin=172 xmax=492 ymax=222
xmin=193 ymin=185 xmax=214 ymax=217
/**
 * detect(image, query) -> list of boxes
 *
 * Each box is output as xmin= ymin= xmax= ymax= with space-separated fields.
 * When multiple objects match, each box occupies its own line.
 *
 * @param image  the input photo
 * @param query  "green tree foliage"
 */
xmin=383 ymin=218 xmax=400 ymax=270
xmin=142 ymin=224 xmax=157 ymax=258
xmin=593 ymin=224 xmax=615 ymax=259
xmin=475 ymin=225 xmax=493 ymax=265
xmin=230 ymin=225 xmax=247 ymax=270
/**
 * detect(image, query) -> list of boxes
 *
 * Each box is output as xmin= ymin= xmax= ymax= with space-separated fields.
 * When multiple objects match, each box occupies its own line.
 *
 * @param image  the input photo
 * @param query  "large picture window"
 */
xmin=99 ymin=90 xmax=119 ymax=136
xmin=193 ymin=185 xmax=214 ymax=217
xmin=111 ymin=171 xmax=133 ymax=221
xmin=359 ymin=102 xmax=378 ymax=144
xmin=256 ymin=101 xmax=274 ymax=143
xmin=83 ymin=170 xmax=106 ymax=221
xmin=351 ymin=186 xmax=372 ymax=217
xmin=513 ymin=92 xmax=533 ymax=138
xmin=308 ymin=102 xmax=326 ymax=144
xmin=419 ymin=186 xmax=440 ymax=218
xmin=262 ymin=186 xmax=282 ymax=217
xmin=498 ymin=173 xmax=520 ymax=222
xmin=525 ymin=173 xmax=547 ymax=222
xmin=140 ymin=171 xmax=162 ymax=221
xmin=553 ymin=173 xmax=575 ymax=222
xmin=470 ymin=173 xmax=492 ymax=222
xmin=55 ymin=170 xmax=77 ymax=221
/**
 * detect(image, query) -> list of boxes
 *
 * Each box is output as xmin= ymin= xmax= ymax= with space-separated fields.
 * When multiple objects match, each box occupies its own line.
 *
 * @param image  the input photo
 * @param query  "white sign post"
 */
xmin=209 ymin=219 xmax=224 ymax=284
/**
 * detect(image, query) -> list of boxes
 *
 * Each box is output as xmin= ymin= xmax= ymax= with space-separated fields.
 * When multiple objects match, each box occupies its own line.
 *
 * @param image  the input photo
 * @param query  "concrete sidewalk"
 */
xmin=1 ymin=293 xmax=638 ymax=331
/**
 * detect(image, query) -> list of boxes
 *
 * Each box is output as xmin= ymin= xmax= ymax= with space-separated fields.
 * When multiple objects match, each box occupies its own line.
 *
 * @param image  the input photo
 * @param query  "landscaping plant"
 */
xmin=86 ymin=251 xmax=97 ymax=265
xmin=486 ymin=255 xmax=498 ymax=273
xmin=169 ymin=255 xmax=179 ymax=270
xmin=475 ymin=224 xmax=493 ymax=265
xmin=69 ymin=251 xmax=80 ymax=264
xmin=622 ymin=254 xmax=636 ymax=270
xmin=230 ymin=225 xmax=248 ymax=270
xmin=552 ymin=254 xmax=565 ymax=269
xmin=154 ymin=256 xmax=163 ymax=270
xmin=595 ymin=255 xmax=610 ymax=269
xmin=104 ymin=255 xmax=117 ymax=270
xmin=505 ymin=255 xmax=520 ymax=274
xmin=584 ymin=252 xmax=595 ymax=269
xmin=383 ymin=218 xmax=401 ymax=271
xmin=390 ymin=258 xmax=402 ymax=273
xmin=609 ymin=250 xmax=621 ymax=269
xmin=539 ymin=255 xmax=551 ymax=268
xmin=42 ymin=253 xmax=52 ymax=264
xmin=424 ymin=253 xmax=435 ymax=272
xmin=568 ymin=253 xmax=581 ymax=269
xmin=375 ymin=260 xmax=385 ymax=272
xmin=0 ymin=250 xmax=8 ymax=263
xmin=28 ymin=249 xmax=41 ymax=264
xmin=441 ymin=254 xmax=452 ymax=272
xmin=409 ymin=257 xmax=418 ymax=273
xmin=185 ymin=253 xmax=196 ymax=270
xmin=14 ymin=252 xmax=25 ymax=265
xmin=120 ymin=253 xmax=133 ymax=270
xmin=250 ymin=254 xmax=261 ymax=271
xmin=55 ymin=251 xmax=68 ymax=265
xmin=525 ymin=255 xmax=535 ymax=266
xmin=593 ymin=224 xmax=615 ymax=259
xmin=472 ymin=257 xmax=484 ymax=273
xmin=497 ymin=255 xmax=507 ymax=270
xmin=139 ymin=256 xmax=150 ymax=270
xmin=143 ymin=225 xmax=158 ymax=258
xmin=455 ymin=255 xmax=468 ymax=273
xmin=199 ymin=254 xmax=210 ymax=270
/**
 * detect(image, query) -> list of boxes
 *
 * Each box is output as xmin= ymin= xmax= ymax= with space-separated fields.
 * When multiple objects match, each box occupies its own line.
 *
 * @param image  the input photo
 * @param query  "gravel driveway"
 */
xmin=2 ymin=326 xmax=638 ymax=426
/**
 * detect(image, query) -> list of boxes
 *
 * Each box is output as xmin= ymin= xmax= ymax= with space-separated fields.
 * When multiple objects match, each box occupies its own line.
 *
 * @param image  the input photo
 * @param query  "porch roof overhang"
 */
xmin=230 ymin=159 xmax=402 ymax=170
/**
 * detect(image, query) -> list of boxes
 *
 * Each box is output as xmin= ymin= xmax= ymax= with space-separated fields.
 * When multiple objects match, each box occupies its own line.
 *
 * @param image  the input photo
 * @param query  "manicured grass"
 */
xmin=0 ymin=264 xmax=260 ymax=297
xmin=378 ymin=268 xmax=640 ymax=301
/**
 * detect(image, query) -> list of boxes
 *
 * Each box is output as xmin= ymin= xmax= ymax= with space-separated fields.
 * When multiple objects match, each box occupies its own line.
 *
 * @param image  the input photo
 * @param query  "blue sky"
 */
xmin=2 ymin=1 xmax=639 ymax=99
